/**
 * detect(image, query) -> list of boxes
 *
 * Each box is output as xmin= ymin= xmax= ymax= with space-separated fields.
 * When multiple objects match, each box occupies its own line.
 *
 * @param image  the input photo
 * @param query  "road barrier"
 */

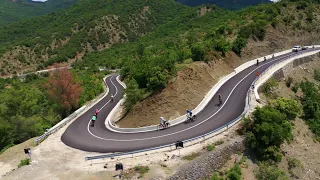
xmin=34 ymin=75 xmax=115 ymax=144
xmin=85 ymin=46 xmax=320 ymax=161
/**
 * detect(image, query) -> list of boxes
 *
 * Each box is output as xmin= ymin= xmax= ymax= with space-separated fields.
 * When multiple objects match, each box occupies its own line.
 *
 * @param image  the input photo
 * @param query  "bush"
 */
xmin=191 ymin=43 xmax=205 ymax=61
xmin=291 ymin=83 xmax=299 ymax=93
xmin=124 ymin=79 xmax=144 ymax=111
xmin=227 ymin=163 xmax=242 ymax=180
xmin=255 ymin=162 xmax=288 ymax=180
xmin=18 ymin=158 xmax=30 ymax=168
xmin=207 ymin=144 xmax=215 ymax=151
xmin=314 ymin=69 xmax=320 ymax=81
xmin=232 ymin=37 xmax=247 ymax=55
xmin=262 ymin=78 xmax=278 ymax=96
xmin=245 ymin=106 xmax=293 ymax=162
xmin=296 ymin=1 xmax=309 ymax=9
xmin=134 ymin=165 xmax=149 ymax=174
xmin=287 ymin=157 xmax=303 ymax=169
xmin=270 ymin=98 xmax=301 ymax=120
xmin=285 ymin=77 xmax=293 ymax=87
xmin=211 ymin=173 xmax=223 ymax=180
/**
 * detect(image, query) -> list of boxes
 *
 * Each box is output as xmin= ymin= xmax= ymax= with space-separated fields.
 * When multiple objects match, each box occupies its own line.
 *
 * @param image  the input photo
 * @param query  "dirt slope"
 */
xmin=117 ymin=25 xmax=320 ymax=128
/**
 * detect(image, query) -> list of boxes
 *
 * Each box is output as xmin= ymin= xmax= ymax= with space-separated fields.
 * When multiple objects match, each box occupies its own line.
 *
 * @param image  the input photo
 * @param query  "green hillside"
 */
xmin=0 ymin=0 xmax=78 ymax=26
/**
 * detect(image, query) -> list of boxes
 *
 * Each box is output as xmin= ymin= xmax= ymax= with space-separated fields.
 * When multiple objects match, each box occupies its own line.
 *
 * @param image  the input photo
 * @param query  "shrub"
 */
xmin=232 ymin=37 xmax=247 ymax=55
xmin=245 ymin=106 xmax=293 ymax=162
xmin=270 ymin=98 xmax=301 ymax=120
xmin=285 ymin=77 xmax=293 ymax=87
xmin=227 ymin=163 xmax=242 ymax=180
xmin=255 ymin=162 xmax=288 ymax=180
xmin=287 ymin=157 xmax=303 ymax=169
xmin=314 ymin=69 xmax=320 ymax=81
xmin=134 ymin=165 xmax=149 ymax=175
xmin=191 ymin=43 xmax=206 ymax=61
xmin=18 ymin=158 xmax=30 ymax=168
xmin=261 ymin=78 xmax=278 ymax=96
xmin=291 ymin=83 xmax=299 ymax=93
xmin=296 ymin=1 xmax=309 ymax=9
xmin=207 ymin=144 xmax=215 ymax=151
xmin=211 ymin=173 xmax=223 ymax=180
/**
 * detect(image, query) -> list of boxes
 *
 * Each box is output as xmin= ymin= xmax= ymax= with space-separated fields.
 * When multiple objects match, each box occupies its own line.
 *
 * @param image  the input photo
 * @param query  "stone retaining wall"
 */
xmin=168 ymin=138 xmax=245 ymax=180
xmin=272 ymin=53 xmax=319 ymax=80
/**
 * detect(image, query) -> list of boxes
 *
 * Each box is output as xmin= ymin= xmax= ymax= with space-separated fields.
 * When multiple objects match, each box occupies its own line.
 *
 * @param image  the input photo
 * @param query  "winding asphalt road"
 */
xmin=61 ymin=48 xmax=319 ymax=153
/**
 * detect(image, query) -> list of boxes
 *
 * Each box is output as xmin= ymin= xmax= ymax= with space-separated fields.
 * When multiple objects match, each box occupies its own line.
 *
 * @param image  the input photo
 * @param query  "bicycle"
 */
xmin=185 ymin=114 xmax=197 ymax=123
xmin=157 ymin=122 xmax=170 ymax=130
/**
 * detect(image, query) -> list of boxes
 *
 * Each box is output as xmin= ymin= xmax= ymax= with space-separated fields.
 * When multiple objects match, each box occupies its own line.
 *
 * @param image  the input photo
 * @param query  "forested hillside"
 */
xmin=176 ymin=0 xmax=272 ymax=10
xmin=0 ymin=0 xmax=186 ymax=76
xmin=0 ymin=0 xmax=78 ymax=26
xmin=1 ymin=0 xmax=320 ymax=153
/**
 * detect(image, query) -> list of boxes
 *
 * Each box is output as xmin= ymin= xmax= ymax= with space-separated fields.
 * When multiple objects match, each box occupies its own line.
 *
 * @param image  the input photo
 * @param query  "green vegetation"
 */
xmin=255 ymin=162 xmax=288 ymax=180
xmin=314 ymin=69 xmax=320 ymax=81
xmin=207 ymin=144 xmax=215 ymax=151
xmin=134 ymin=165 xmax=150 ymax=176
xmin=176 ymin=0 xmax=272 ymax=10
xmin=299 ymin=81 xmax=320 ymax=141
xmin=0 ymin=70 xmax=103 ymax=152
xmin=287 ymin=157 xmax=303 ymax=169
xmin=243 ymin=98 xmax=301 ymax=162
xmin=18 ymin=158 xmax=30 ymax=168
xmin=261 ymin=78 xmax=278 ymax=97
xmin=210 ymin=163 xmax=242 ymax=180
xmin=226 ymin=163 xmax=242 ymax=180
xmin=0 ymin=0 xmax=78 ymax=26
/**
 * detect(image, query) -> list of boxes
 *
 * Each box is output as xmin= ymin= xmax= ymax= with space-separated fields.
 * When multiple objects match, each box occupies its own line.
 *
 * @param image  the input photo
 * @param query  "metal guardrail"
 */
xmin=34 ymin=75 xmax=114 ymax=144
xmin=85 ymin=47 xmax=320 ymax=161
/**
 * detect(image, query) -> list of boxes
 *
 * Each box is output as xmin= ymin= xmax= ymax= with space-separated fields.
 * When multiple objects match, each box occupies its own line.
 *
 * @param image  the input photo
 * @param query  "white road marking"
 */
xmin=86 ymin=53 xmax=295 ymax=141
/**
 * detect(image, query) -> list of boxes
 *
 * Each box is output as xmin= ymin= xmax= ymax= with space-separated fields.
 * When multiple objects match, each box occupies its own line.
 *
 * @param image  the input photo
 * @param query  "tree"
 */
xmin=232 ymin=37 xmax=247 ymax=55
xmin=45 ymin=68 xmax=82 ymax=116
xmin=246 ymin=107 xmax=293 ymax=162
xmin=191 ymin=43 xmax=205 ymax=61
xmin=270 ymin=98 xmax=301 ymax=120
xmin=0 ymin=118 xmax=12 ymax=151
xmin=124 ymin=79 xmax=144 ymax=111
xmin=147 ymin=67 xmax=166 ymax=91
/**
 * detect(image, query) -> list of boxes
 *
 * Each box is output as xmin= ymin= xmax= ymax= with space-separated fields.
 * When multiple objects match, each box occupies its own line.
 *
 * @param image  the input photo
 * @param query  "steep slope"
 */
xmin=0 ymin=0 xmax=186 ymax=76
xmin=0 ymin=0 xmax=78 ymax=26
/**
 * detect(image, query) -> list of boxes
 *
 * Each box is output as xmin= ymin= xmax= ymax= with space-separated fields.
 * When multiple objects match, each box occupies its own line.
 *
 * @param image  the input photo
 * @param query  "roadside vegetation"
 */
xmin=0 ymin=69 xmax=104 ymax=152
xmin=18 ymin=158 xmax=30 ymax=168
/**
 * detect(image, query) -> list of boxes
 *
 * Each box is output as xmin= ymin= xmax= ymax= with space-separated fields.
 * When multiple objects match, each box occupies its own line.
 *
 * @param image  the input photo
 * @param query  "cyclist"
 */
xmin=186 ymin=109 xmax=192 ymax=119
xmin=111 ymin=93 xmax=114 ymax=102
xmin=95 ymin=109 xmax=99 ymax=116
xmin=160 ymin=117 xmax=167 ymax=128
xmin=218 ymin=94 xmax=222 ymax=105
xmin=91 ymin=114 xmax=97 ymax=127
